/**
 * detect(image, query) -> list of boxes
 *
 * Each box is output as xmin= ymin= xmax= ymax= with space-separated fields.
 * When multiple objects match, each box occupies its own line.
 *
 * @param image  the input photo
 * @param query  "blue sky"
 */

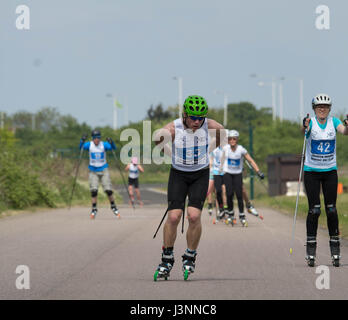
xmin=1 ymin=0 xmax=347 ymax=128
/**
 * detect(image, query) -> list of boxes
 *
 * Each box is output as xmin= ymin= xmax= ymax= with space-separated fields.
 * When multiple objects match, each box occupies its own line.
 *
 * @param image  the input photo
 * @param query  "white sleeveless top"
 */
xmin=304 ymin=117 xmax=336 ymax=169
xmin=211 ymin=147 xmax=224 ymax=175
xmin=128 ymin=163 xmax=139 ymax=179
xmin=171 ymin=118 xmax=210 ymax=172
xmin=223 ymin=144 xmax=247 ymax=174
xmin=89 ymin=141 xmax=107 ymax=168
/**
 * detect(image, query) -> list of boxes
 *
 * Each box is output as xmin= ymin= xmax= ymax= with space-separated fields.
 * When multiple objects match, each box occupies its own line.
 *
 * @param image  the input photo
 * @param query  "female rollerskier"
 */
xmin=302 ymin=94 xmax=348 ymax=267
xmin=220 ymin=130 xmax=264 ymax=226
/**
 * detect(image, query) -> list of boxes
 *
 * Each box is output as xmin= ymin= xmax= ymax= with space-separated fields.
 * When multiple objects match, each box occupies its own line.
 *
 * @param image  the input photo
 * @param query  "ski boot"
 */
xmin=247 ymin=204 xmax=263 ymax=220
xmin=330 ymin=236 xmax=341 ymax=267
xmin=305 ymin=237 xmax=316 ymax=267
xmin=154 ymin=247 xmax=174 ymax=281
xmin=225 ymin=210 xmax=236 ymax=226
xmin=239 ymin=213 xmax=248 ymax=227
xmin=217 ymin=208 xmax=225 ymax=221
xmin=182 ymin=249 xmax=197 ymax=280
xmin=111 ymin=205 xmax=120 ymax=218
xmin=90 ymin=208 xmax=97 ymax=220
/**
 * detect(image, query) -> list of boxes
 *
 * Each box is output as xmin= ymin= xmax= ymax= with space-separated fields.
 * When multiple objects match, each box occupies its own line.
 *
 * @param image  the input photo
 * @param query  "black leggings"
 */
xmin=213 ymin=175 xmax=224 ymax=208
xmin=304 ymin=170 xmax=339 ymax=237
xmin=223 ymin=173 xmax=243 ymax=213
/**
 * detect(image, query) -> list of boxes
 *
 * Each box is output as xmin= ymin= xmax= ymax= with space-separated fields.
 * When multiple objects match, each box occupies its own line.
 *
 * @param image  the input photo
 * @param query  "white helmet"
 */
xmin=228 ymin=130 xmax=239 ymax=138
xmin=312 ymin=94 xmax=332 ymax=108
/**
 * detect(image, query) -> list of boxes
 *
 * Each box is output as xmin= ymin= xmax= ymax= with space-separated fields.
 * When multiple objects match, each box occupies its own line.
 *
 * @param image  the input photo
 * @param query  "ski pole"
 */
xmin=153 ymin=207 xmax=169 ymax=239
xmin=153 ymin=203 xmax=186 ymax=239
xmin=110 ymin=149 xmax=135 ymax=210
xmin=68 ymin=147 xmax=84 ymax=209
xmin=290 ymin=114 xmax=309 ymax=255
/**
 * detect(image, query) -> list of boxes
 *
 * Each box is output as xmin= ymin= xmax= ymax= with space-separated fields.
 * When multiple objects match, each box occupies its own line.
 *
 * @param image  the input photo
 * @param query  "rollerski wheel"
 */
xmin=182 ymin=250 xmax=196 ymax=281
xmin=225 ymin=217 xmax=235 ymax=226
xmin=183 ymin=268 xmax=190 ymax=281
xmin=332 ymin=255 xmax=340 ymax=267
xmin=112 ymin=207 xmax=120 ymax=218
xmin=329 ymin=237 xmax=340 ymax=267
xmin=306 ymin=256 xmax=315 ymax=267
xmin=90 ymin=209 xmax=97 ymax=220
xmin=154 ymin=247 xmax=174 ymax=281
xmin=241 ymin=219 xmax=248 ymax=227
xmin=154 ymin=270 xmax=169 ymax=281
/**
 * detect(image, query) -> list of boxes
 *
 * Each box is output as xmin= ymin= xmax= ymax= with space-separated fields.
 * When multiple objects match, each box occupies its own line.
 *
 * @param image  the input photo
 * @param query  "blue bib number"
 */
xmin=178 ymin=145 xmax=207 ymax=165
xmin=228 ymin=158 xmax=240 ymax=167
xmin=311 ymin=140 xmax=335 ymax=155
xmin=91 ymin=152 xmax=105 ymax=160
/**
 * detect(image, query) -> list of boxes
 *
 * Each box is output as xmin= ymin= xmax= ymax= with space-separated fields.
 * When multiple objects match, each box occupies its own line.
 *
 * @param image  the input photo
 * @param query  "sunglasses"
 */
xmin=92 ymin=136 xmax=101 ymax=139
xmin=189 ymin=116 xmax=205 ymax=121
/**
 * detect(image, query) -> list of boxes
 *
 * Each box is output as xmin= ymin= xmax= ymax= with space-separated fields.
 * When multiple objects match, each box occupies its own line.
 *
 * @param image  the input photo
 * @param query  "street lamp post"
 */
xmin=257 ymin=81 xmax=276 ymax=121
xmin=280 ymin=77 xmax=305 ymax=122
xmin=251 ymin=74 xmax=287 ymax=122
xmin=214 ymin=90 xmax=228 ymax=127
xmin=173 ymin=76 xmax=183 ymax=118
xmin=106 ymin=93 xmax=118 ymax=130
xmin=278 ymin=77 xmax=285 ymax=122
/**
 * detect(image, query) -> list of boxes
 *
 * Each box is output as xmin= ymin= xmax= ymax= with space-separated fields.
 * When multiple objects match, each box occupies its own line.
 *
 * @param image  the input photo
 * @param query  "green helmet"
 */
xmin=183 ymin=95 xmax=208 ymax=117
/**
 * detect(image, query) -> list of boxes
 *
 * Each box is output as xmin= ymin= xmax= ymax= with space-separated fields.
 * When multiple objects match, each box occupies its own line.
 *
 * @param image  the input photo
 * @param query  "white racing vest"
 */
xmin=223 ymin=144 xmax=247 ymax=174
xmin=89 ymin=141 xmax=107 ymax=168
xmin=128 ymin=163 xmax=139 ymax=179
xmin=305 ymin=117 xmax=337 ymax=169
xmin=172 ymin=118 xmax=209 ymax=172
xmin=211 ymin=147 xmax=223 ymax=175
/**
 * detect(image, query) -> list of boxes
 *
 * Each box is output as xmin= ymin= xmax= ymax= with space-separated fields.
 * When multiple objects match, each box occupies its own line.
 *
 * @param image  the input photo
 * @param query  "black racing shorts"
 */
xmin=128 ymin=177 xmax=139 ymax=188
xmin=167 ymin=166 xmax=210 ymax=211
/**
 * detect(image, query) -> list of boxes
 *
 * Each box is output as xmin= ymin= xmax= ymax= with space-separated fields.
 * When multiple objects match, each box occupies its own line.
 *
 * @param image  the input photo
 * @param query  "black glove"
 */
xmin=106 ymin=137 xmax=113 ymax=144
xmin=81 ymin=134 xmax=87 ymax=142
xmin=302 ymin=114 xmax=310 ymax=129
xmin=257 ymin=171 xmax=265 ymax=180
xmin=344 ymin=114 xmax=348 ymax=127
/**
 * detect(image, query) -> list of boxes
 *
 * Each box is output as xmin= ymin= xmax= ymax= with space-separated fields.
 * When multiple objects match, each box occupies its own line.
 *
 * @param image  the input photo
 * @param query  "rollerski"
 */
xmin=111 ymin=205 xmax=120 ymax=218
xmin=330 ymin=236 xmax=341 ymax=267
xmin=182 ymin=249 xmax=197 ymax=281
xmin=239 ymin=213 xmax=248 ymax=227
xmin=247 ymin=204 xmax=263 ymax=220
xmin=154 ymin=247 xmax=174 ymax=281
xmin=90 ymin=208 xmax=97 ymax=220
xmin=305 ymin=237 xmax=316 ymax=267
xmin=225 ymin=210 xmax=236 ymax=226
xmin=217 ymin=208 xmax=226 ymax=221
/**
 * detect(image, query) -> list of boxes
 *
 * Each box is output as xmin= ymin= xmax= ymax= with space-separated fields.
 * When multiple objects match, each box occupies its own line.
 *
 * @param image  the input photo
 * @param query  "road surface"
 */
xmin=0 ymin=186 xmax=348 ymax=300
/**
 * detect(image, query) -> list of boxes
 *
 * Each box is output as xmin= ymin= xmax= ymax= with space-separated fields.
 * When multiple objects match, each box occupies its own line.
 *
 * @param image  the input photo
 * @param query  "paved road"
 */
xmin=115 ymin=183 xmax=167 ymax=205
xmin=1 ymin=190 xmax=348 ymax=300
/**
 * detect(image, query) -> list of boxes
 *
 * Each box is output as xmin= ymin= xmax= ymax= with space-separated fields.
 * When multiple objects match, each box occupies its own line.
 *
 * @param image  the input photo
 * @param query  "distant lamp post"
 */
xmin=173 ymin=76 xmax=183 ymax=118
xmin=106 ymin=93 xmax=118 ymax=130
xmin=251 ymin=73 xmax=285 ymax=122
xmin=257 ymin=81 xmax=276 ymax=121
xmin=214 ymin=90 xmax=228 ymax=127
